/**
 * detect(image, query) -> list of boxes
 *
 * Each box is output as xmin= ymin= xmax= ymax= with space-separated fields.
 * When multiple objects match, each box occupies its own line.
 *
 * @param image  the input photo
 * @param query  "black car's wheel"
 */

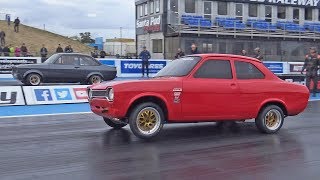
xmin=129 ymin=102 xmax=164 ymax=140
xmin=88 ymin=75 xmax=102 ymax=85
xmin=26 ymin=73 xmax=42 ymax=86
xmin=255 ymin=105 xmax=284 ymax=134
xmin=103 ymin=118 xmax=127 ymax=129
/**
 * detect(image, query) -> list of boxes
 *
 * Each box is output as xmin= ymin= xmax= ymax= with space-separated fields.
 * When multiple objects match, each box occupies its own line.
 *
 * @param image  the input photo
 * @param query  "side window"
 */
xmin=194 ymin=60 xmax=233 ymax=79
xmin=80 ymin=57 xmax=99 ymax=66
xmin=55 ymin=55 xmax=79 ymax=65
xmin=235 ymin=61 xmax=265 ymax=79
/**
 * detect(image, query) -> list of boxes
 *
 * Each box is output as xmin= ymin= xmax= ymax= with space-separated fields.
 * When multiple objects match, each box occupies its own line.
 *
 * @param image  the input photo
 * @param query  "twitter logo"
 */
xmin=54 ymin=88 xmax=72 ymax=101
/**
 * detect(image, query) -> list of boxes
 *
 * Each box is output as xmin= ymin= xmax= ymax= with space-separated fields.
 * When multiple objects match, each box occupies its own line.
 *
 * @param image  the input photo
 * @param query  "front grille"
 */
xmin=91 ymin=90 xmax=107 ymax=98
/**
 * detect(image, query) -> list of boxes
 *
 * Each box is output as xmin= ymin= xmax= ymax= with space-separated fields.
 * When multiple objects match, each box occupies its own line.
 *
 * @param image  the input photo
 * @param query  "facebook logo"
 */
xmin=54 ymin=88 xmax=72 ymax=101
xmin=34 ymin=89 xmax=53 ymax=101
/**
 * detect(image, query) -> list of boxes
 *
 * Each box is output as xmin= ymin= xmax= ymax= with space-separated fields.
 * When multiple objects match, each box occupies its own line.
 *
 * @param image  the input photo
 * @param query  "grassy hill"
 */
xmin=0 ymin=20 xmax=93 ymax=56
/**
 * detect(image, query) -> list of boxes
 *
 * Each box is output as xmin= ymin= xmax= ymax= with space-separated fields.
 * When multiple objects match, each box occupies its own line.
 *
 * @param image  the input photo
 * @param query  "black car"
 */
xmin=12 ymin=53 xmax=117 ymax=86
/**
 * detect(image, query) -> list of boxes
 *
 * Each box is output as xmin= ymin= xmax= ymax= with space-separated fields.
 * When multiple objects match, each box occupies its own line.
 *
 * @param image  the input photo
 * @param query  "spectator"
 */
xmin=0 ymin=46 xmax=3 ymax=56
xmin=100 ymin=50 xmax=106 ymax=58
xmin=241 ymin=50 xmax=247 ymax=56
xmin=175 ymin=48 xmax=185 ymax=59
xmin=9 ymin=44 xmax=14 ymax=56
xmin=0 ymin=30 xmax=5 ymax=46
xmin=65 ymin=45 xmax=73 ymax=53
xmin=190 ymin=43 xmax=200 ymax=54
xmin=3 ymin=46 xmax=10 ymax=56
xmin=20 ymin=43 xmax=28 ymax=57
xmin=14 ymin=17 xmax=20 ymax=33
xmin=56 ymin=44 xmax=63 ymax=53
xmin=91 ymin=49 xmax=99 ymax=58
xmin=139 ymin=46 xmax=151 ymax=77
xmin=253 ymin=47 xmax=264 ymax=61
xmin=40 ymin=44 xmax=48 ymax=63
xmin=14 ymin=46 xmax=21 ymax=57
xmin=6 ymin=14 xmax=11 ymax=26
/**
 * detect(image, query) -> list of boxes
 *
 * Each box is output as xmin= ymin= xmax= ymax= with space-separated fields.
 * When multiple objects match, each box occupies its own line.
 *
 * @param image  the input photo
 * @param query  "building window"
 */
xmin=150 ymin=1 xmax=154 ymax=14
xmin=293 ymin=8 xmax=300 ymax=24
xmin=249 ymin=4 xmax=258 ymax=17
xmin=139 ymin=5 xmax=143 ymax=17
xmin=277 ymin=6 xmax=286 ymax=19
xmin=185 ymin=0 xmax=195 ymax=13
xmin=155 ymin=0 xmax=160 ymax=13
xmin=153 ymin=39 xmax=163 ymax=53
xmin=204 ymin=1 xmax=212 ymax=19
xmin=171 ymin=0 xmax=178 ymax=13
xmin=265 ymin=6 xmax=272 ymax=22
xmin=319 ymin=9 xmax=320 ymax=21
xmin=218 ymin=2 xmax=228 ymax=15
xmin=305 ymin=8 xmax=313 ymax=21
xmin=144 ymin=3 xmax=148 ymax=16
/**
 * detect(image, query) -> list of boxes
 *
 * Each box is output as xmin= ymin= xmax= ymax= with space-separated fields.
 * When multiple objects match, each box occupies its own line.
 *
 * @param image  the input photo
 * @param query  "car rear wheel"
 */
xmin=129 ymin=102 xmax=164 ymax=140
xmin=88 ymin=75 xmax=102 ymax=85
xmin=255 ymin=105 xmax=284 ymax=134
xmin=103 ymin=117 xmax=127 ymax=129
xmin=26 ymin=73 xmax=42 ymax=86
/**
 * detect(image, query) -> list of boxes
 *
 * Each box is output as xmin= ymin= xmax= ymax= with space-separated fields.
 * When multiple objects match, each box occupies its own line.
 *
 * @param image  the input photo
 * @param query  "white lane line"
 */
xmin=0 ymin=112 xmax=93 ymax=119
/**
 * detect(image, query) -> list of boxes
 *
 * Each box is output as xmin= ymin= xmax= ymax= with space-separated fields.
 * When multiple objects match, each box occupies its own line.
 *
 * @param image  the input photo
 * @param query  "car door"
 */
xmin=182 ymin=58 xmax=241 ymax=121
xmin=233 ymin=59 xmax=266 ymax=118
xmin=78 ymin=56 xmax=101 ymax=80
xmin=49 ymin=55 xmax=80 ymax=82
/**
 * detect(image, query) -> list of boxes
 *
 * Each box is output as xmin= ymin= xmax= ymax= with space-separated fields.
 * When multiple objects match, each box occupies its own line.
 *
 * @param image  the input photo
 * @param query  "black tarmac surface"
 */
xmin=0 ymin=101 xmax=320 ymax=180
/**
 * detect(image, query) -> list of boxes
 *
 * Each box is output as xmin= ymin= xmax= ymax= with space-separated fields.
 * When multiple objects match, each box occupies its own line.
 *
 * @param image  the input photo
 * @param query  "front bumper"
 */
xmin=89 ymin=98 xmax=124 ymax=120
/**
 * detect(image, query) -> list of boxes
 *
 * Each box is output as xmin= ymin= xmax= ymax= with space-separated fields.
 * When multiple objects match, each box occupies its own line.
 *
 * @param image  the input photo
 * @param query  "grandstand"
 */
xmin=135 ymin=0 xmax=320 ymax=61
xmin=0 ymin=20 xmax=93 ymax=56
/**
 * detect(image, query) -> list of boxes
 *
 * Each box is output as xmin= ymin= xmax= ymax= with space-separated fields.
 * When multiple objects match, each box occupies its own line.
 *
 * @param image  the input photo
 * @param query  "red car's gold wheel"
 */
xmin=136 ymin=107 xmax=161 ymax=135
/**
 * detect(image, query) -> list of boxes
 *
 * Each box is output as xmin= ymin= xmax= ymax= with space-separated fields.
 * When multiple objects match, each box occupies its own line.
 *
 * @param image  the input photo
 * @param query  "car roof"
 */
xmin=55 ymin=53 xmax=90 ymax=56
xmin=188 ymin=54 xmax=262 ymax=63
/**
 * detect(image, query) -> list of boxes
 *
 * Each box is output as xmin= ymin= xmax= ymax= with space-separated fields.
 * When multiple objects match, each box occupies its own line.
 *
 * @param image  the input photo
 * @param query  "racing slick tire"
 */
xmin=88 ymin=75 xmax=102 ymax=85
xmin=255 ymin=105 xmax=284 ymax=134
xmin=129 ymin=102 xmax=165 ymax=140
xmin=103 ymin=117 xmax=127 ymax=129
xmin=25 ymin=73 xmax=42 ymax=86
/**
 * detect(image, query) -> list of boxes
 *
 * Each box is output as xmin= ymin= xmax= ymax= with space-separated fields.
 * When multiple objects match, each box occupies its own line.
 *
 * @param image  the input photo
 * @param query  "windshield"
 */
xmin=155 ymin=56 xmax=201 ymax=77
xmin=43 ymin=54 xmax=60 ymax=64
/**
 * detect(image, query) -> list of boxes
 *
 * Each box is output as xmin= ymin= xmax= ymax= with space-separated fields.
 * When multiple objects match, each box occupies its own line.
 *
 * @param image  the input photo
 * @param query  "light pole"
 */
xmin=120 ymin=27 xmax=123 ymax=57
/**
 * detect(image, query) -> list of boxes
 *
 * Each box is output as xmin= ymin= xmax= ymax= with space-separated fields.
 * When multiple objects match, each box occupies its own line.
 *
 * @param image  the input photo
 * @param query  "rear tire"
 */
xmin=129 ymin=102 xmax=164 ymax=140
xmin=88 ymin=75 xmax=102 ymax=85
xmin=255 ymin=105 xmax=284 ymax=134
xmin=26 ymin=73 xmax=42 ymax=86
xmin=103 ymin=118 xmax=127 ymax=129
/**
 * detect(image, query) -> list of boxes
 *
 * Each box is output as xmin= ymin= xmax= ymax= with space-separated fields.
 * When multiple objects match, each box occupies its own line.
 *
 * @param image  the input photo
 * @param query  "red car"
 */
xmin=88 ymin=54 xmax=309 ymax=139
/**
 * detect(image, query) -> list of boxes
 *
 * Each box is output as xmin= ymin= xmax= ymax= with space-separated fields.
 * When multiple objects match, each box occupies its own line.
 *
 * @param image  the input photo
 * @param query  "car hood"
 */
xmin=91 ymin=77 xmax=183 ymax=91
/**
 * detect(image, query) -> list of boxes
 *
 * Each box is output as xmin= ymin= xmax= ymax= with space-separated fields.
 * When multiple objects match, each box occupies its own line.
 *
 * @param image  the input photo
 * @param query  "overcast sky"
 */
xmin=0 ymin=0 xmax=135 ymax=39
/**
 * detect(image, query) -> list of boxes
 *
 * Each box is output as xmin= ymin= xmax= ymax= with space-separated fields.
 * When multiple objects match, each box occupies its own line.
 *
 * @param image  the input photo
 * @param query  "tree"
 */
xmin=79 ymin=32 xmax=95 ymax=43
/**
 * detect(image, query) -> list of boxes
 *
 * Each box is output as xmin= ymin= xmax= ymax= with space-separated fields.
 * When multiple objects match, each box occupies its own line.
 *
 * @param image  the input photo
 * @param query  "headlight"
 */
xmin=87 ymin=88 xmax=92 ymax=99
xmin=107 ymin=88 xmax=114 ymax=101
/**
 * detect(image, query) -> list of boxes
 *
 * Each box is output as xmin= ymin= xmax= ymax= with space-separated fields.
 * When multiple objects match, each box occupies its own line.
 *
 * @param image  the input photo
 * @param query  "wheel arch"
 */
xmin=258 ymin=99 xmax=288 ymax=117
xmin=23 ymin=70 xmax=44 ymax=79
xmin=126 ymin=94 xmax=169 ymax=122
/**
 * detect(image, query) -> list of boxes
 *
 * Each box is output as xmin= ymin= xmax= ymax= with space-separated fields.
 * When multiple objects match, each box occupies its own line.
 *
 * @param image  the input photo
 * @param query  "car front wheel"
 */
xmin=129 ymin=102 xmax=164 ymax=140
xmin=103 ymin=118 xmax=127 ymax=129
xmin=255 ymin=105 xmax=284 ymax=134
xmin=26 ymin=73 xmax=42 ymax=86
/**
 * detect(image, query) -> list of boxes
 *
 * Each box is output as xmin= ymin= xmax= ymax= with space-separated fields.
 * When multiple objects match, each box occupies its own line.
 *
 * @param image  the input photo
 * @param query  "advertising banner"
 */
xmin=223 ymin=0 xmax=320 ymax=8
xmin=121 ymin=60 xmax=167 ymax=74
xmin=0 ymin=57 xmax=40 ymax=74
xmin=136 ymin=14 xmax=162 ymax=35
xmin=23 ymin=85 xmax=89 ymax=105
xmin=0 ymin=86 xmax=25 ymax=106
xmin=99 ymin=59 xmax=115 ymax=66
xmin=263 ymin=62 xmax=284 ymax=74
xmin=289 ymin=62 xmax=305 ymax=74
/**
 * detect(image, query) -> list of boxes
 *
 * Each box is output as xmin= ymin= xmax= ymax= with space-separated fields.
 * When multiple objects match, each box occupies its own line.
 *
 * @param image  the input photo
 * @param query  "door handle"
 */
xmin=74 ymin=67 xmax=80 ymax=69
xmin=230 ymin=83 xmax=236 ymax=86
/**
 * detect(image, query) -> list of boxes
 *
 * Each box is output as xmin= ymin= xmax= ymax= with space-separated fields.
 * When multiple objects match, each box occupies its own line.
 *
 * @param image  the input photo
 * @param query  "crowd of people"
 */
xmin=0 ymin=43 xmax=29 ymax=57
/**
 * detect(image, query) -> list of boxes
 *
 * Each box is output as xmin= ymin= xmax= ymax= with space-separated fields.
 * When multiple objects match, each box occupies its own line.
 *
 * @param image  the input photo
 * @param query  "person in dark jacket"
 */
xmin=0 ymin=46 xmax=3 ymax=56
xmin=241 ymin=49 xmax=247 ymax=56
xmin=56 ymin=44 xmax=63 ymax=53
xmin=190 ymin=43 xmax=200 ymax=54
xmin=14 ymin=17 xmax=20 ymax=33
xmin=301 ymin=47 xmax=320 ymax=97
xmin=175 ymin=48 xmax=185 ymax=59
xmin=3 ymin=46 xmax=10 ymax=56
xmin=0 ymin=30 xmax=5 ymax=46
xmin=65 ymin=45 xmax=73 ymax=53
xmin=40 ymin=44 xmax=48 ymax=63
xmin=91 ymin=49 xmax=99 ymax=58
xmin=139 ymin=46 xmax=151 ymax=77
xmin=100 ymin=50 xmax=106 ymax=58
xmin=253 ymin=47 xmax=264 ymax=61
xmin=20 ymin=43 xmax=28 ymax=57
